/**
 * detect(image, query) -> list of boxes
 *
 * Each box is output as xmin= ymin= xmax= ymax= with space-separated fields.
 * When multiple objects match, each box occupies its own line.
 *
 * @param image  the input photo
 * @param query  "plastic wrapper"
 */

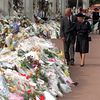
xmin=43 ymin=91 xmax=56 ymax=100
xmin=0 ymin=75 xmax=10 ymax=97
xmin=9 ymin=93 xmax=24 ymax=100
xmin=46 ymin=67 xmax=63 ymax=97
xmin=58 ymin=83 xmax=72 ymax=93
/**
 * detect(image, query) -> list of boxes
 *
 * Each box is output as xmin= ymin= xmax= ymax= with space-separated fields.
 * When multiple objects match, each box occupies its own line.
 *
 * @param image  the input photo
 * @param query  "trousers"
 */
xmin=64 ymin=35 xmax=76 ymax=62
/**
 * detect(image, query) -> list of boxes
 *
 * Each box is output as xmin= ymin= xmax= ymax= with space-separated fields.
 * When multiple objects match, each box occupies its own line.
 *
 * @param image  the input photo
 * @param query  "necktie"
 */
xmin=69 ymin=16 xmax=71 ymax=26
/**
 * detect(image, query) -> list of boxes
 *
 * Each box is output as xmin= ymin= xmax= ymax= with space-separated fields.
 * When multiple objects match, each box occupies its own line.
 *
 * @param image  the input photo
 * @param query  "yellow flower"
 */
xmin=58 ymin=51 xmax=64 ymax=58
xmin=64 ymin=70 xmax=70 ymax=77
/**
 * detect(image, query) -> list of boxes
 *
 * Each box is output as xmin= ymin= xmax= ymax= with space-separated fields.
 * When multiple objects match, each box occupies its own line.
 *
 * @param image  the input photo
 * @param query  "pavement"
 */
xmin=58 ymin=35 xmax=100 ymax=100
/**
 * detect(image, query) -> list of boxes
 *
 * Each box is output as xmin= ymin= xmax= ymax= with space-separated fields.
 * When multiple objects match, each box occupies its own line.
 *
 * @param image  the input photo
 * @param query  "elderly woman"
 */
xmin=76 ymin=13 xmax=91 ymax=67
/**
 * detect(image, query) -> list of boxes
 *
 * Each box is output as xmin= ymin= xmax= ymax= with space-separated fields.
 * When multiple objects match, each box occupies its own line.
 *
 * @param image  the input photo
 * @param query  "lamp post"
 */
xmin=23 ymin=0 xmax=33 ymax=20
xmin=76 ymin=0 xmax=79 ymax=14
xmin=76 ymin=0 xmax=79 ymax=9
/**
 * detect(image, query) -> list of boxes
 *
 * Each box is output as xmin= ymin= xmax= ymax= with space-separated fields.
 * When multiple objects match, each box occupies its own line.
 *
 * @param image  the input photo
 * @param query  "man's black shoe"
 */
xmin=70 ymin=59 xmax=74 ymax=65
xmin=70 ymin=62 xmax=74 ymax=65
xmin=67 ymin=62 xmax=70 ymax=65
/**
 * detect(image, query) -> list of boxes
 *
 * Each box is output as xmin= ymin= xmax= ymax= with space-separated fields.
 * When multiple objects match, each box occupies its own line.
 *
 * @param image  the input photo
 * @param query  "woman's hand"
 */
xmin=61 ymin=37 xmax=65 ymax=41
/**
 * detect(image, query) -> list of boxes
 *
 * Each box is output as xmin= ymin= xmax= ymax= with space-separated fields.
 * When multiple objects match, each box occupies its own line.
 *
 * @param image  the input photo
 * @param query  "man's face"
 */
xmin=65 ymin=9 xmax=72 ymax=16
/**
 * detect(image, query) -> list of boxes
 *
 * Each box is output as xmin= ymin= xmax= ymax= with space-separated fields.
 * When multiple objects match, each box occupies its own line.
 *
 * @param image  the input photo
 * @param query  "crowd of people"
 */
xmin=60 ymin=7 xmax=100 ymax=67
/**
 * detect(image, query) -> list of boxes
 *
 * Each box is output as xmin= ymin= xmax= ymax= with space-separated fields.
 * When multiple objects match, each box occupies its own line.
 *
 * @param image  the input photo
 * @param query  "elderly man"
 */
xmin=60 ymin=8 xmax=77 ymax=65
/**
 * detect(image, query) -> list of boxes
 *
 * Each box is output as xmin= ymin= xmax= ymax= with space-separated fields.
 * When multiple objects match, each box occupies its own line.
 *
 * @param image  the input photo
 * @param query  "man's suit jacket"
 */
xmin=60 ymin=15 xmax=77 ymax=38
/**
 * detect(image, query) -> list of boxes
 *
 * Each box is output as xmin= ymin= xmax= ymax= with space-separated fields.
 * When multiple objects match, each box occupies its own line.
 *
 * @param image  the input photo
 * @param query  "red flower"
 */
xmin=40 ymin=95 xmax=45 ymax=100
xmin=27 ymin=90 xmax=31 ymax=94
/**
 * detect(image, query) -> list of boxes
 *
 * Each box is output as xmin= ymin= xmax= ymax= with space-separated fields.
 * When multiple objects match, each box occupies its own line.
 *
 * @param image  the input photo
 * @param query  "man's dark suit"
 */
xmin=60 ymin=15 xmax=77 ymax=64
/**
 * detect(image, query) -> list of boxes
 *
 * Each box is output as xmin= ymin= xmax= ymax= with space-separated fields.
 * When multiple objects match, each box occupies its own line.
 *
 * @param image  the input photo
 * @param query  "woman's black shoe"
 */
xmin=80 ymin=64 xmax=84 ymax=67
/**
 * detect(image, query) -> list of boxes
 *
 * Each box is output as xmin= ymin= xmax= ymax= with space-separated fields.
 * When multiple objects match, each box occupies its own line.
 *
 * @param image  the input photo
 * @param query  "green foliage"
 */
xmin=43 ymin=49 xmax=58 ymax=58
xmin=39 ymin=72 xmax=48 ymax=83
xmin=20 ymin=59 xmax=31 ymax=69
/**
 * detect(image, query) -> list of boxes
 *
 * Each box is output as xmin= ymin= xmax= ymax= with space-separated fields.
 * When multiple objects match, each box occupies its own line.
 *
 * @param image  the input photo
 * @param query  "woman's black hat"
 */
xmin=76 ymin=13 xmax=85 ymax=17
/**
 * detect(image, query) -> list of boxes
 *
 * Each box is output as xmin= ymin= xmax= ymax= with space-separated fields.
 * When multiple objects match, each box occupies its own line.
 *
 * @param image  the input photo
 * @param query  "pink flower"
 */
xmin=9 ymin=93 xmax=24 ymax=100
xmin=48 ymin=58 xmax=56 ymax=62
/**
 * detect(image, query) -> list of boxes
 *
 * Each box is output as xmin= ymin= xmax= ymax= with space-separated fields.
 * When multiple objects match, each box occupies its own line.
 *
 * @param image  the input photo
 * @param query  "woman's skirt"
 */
xmin=76 ymin=35 xmax=89 ymax=53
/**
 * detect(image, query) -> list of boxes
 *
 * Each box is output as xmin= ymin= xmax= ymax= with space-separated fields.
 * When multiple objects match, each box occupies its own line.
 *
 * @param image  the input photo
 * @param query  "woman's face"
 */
xmin=77 ymin=17 xmax=84 ymax=22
